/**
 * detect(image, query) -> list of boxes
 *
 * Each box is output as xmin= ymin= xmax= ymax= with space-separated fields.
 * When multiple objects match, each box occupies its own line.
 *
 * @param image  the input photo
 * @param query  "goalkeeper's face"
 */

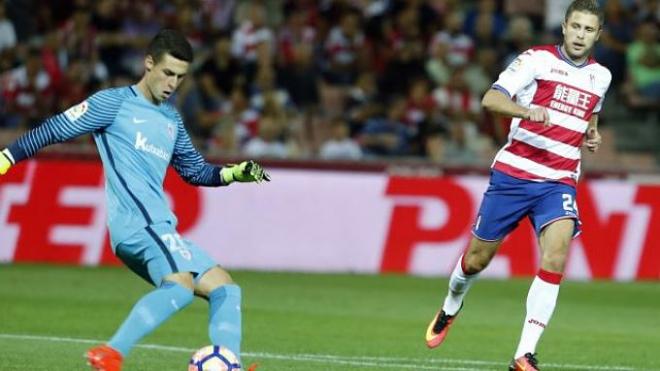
xmin=144 ymin=53 xmax=189 ymax=103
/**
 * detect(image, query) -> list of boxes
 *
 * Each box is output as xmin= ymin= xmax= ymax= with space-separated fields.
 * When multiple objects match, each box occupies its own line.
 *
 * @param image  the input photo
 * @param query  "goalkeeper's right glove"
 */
xmin=0 ymin=149 xmax=14 ymax=175
xmin=220 ymin=160 xmax=270 ymax=184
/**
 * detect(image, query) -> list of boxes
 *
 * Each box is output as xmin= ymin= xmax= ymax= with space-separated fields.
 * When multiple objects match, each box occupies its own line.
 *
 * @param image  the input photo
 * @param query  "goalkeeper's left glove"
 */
xmin=0 ymin=149 xmax=14 ymax=175
xmin=220 ymin=160 xmax=270 ymax=184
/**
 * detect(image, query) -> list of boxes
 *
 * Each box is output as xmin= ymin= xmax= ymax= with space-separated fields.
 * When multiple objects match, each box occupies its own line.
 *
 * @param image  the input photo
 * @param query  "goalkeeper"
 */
xmin=0 ymin=29 xmax=268 ymax=371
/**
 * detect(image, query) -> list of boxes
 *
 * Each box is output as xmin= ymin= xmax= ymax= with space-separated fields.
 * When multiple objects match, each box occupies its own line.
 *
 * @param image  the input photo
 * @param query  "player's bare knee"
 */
xmin=464 ymin=239 xmax=500 ymax=274
xmin=542 ymin=249 xmax=568 ymax=273
xmin=162 ymin=271 xmax=195 ymax=291
xmin=463 ymin=252 xmax=490 ymax=274
xmin=464 ymin=258 xmax=487 ymax=274
xmin=195 ymin=266 xmax=235 ymax=297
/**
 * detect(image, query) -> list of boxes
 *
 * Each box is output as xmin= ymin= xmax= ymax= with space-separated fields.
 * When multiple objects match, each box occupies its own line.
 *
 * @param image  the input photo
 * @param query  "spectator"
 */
xmin=171 ymin=2 xmax=204 ymax=48
xmin=464 ymin=47 xmax=500 ymax=95
xmin=243 ymin=114 xmax=291 ymax=159
xmin=630 ymin=0 xmax=659 ymax=23
xmin=59 ymin=5 xmax=97 ymax=65
xmin=249 ymin=66 xmax=294 ymax=114
xmin=277 ymin=7 xmax=319 ymax=110
xmin=120 ymin=1 xmax=161 ymax=77
xmin=122 ymin=1 xmax=162 ymax=38
xmin=208 ymin=87 xmax=257 ymax=154
xmin=471 ymin=8 xmax=502 ymax=49
xmin=55 ymin=58 xmax=91 ymax=112
xmin=433 ymin=67 xmax=482 ymax=124
xmin=231 ymin=2 xmax=274 ymax=85
xmin=360 ymin=96 xmax=410 ymax=157
xmin=403 ymin=77 xmax=437 ymax=155
xmin=544 ymin=0 xmax=573 ymax=32
xmin=625 ymin=21 xmax=660 ymax=108
xmin=93 ymin=0 xmax=130 ymax=77
xmin=426 ymin=37 xmax=451 ymax=87
xmin=319 ymin=117 xmax=362 ymax=160
xmin=0 ymin=0 xmax=16 ymax=53
xmin=594 ymin=0 xmax=635 ymax=85
xmin=443 ymin=119 xmax=484 ymax=165
xmin=464 ymin=0 xmax=507 ymax=47
xmin=380 ymin=5 xmax=426 ymax=96
xmin=322 ymin=9 xmax=365 ymax=86
xmin=502 ymin=15 xmax=534 ymax=67
xmin=346 ymin=71 xmax=380 ymax=136
xmin=429 ymin=11 xmax=474 ymax=67
xmin=504 ymin=0 xmax=545 ymax=31
xmin=199 ymin=34 xmax=243 ymax=99
xmin=2 ymin=48 xmax=54 ymax=128
xmin=424 ymin=125 xmax=446 ymax=164
xmin=38 ymin=32 xmax=64 ymax=93
xmin=201 ymin=0 xmax=237 ymax=33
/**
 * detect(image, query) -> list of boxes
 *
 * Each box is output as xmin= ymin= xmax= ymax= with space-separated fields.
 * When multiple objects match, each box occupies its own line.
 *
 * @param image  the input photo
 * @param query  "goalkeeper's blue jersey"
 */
xmin=8 ymin=86 xmax=223 ymax=247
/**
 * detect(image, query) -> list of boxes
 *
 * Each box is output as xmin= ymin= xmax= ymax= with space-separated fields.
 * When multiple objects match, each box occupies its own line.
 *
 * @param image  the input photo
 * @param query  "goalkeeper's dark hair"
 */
xmin=565 ymin=0 xmax=604 ymax=28
xmin=146 ymin=29 xmax=193 ymax=64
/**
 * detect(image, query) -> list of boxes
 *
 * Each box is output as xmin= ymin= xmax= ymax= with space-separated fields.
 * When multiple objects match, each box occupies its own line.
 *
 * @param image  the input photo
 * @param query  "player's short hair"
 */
xmin=146 ymin=29 xmax=193 ymax=64
xmin=565 ymin=0 xmax=604 ymax=28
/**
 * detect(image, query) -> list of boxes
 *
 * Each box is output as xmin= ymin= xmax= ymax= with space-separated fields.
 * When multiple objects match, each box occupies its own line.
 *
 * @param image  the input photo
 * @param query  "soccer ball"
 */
xmin=188 ymin=345 xmax=241 ymax=371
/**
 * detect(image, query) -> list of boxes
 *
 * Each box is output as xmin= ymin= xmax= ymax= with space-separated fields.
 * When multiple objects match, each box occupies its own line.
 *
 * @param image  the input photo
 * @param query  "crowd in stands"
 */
xmin=0 ymin=0 xmax=658 ymax=165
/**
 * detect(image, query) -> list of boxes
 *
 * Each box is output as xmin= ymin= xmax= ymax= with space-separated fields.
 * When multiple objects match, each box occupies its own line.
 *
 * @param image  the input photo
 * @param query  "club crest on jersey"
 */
xmin=167 ymin=123 xmax=175 ymax=140
xmin=64 ymin=100 xmax=89 ymax=122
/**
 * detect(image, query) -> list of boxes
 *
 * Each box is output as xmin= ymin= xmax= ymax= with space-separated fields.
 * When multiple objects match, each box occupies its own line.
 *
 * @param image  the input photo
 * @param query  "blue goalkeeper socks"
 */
xmin=108 ymin=281 xmax=193 ymax=356
xmin=208 ymin=284 xmax=242 ymax=356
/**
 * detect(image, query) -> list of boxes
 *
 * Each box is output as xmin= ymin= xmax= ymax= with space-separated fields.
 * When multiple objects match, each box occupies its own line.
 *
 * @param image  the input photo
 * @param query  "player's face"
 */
xmin=561 ymin=11 xmax=601 ymax=61
xmin=144 ymin=53 xmax=189 ymax=102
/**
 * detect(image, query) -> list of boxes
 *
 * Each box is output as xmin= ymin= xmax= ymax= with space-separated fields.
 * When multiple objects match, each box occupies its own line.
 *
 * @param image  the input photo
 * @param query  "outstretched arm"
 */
xmin=0 ymin=89 xmax=122 ymax=175
xmin=170 ymin=117 xmax=269 ymax=186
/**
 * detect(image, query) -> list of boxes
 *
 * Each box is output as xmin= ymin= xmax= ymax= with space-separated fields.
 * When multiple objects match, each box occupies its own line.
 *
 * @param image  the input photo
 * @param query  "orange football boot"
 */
xmin=86 ymin=344 xmax=123 ymax=371
xmin=425 ymin=303 xmax=462 ymax=348
xmin=509 ymin=353 xmax=540 ymax=371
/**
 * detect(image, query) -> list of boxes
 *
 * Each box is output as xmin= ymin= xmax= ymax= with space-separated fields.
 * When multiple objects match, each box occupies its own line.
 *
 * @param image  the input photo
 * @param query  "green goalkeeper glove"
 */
xmin=220 ymin=160 xmax=270 ymax=184
xmin=0 ymin=149 xmax=14 ymax=175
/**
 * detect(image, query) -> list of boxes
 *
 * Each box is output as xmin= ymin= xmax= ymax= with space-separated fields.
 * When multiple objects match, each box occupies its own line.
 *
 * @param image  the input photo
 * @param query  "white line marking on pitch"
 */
xmin=0 ymin=333 xmax=639 ymax=371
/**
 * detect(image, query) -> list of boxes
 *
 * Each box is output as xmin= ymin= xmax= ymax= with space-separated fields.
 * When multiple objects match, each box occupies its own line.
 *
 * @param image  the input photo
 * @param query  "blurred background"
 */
xmin=0 ymin=0 xmax=657 ymax=172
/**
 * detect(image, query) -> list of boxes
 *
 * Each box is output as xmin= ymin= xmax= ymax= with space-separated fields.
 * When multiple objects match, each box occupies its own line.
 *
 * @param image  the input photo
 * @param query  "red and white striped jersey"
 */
xmin=490 ymin=45 xmax=612 ymax=186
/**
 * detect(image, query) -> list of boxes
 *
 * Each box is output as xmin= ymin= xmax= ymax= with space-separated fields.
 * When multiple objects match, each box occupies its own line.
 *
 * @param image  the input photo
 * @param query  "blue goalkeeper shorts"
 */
xmin=115 ymin=222 xmax=217 ymax=286
xmin=472 ymin=170 xmax=581 ymax=241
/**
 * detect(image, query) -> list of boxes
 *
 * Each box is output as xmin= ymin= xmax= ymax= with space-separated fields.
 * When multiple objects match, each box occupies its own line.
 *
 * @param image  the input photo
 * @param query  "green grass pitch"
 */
xmin=0 ymin=264 xmax=658 ymax=370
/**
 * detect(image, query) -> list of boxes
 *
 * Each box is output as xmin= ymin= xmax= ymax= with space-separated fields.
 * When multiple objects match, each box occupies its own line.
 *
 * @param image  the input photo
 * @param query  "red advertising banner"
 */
xmin=1 ymin=159 xmax=658 ymax=280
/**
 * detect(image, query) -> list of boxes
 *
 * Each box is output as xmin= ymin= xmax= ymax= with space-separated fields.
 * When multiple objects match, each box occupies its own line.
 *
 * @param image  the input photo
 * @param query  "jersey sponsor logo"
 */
xmin=132 ymin=117 xmax=147 ymax=124
xmin=550 ymin=84 xmax=593 ymax=119
xmin=550 ymin=67 xmax=568 ymax=76
xmin=64 ymin=100 xmax=89 ymax=122
xmin=134 ymin=131 xmax=170 ymax=161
